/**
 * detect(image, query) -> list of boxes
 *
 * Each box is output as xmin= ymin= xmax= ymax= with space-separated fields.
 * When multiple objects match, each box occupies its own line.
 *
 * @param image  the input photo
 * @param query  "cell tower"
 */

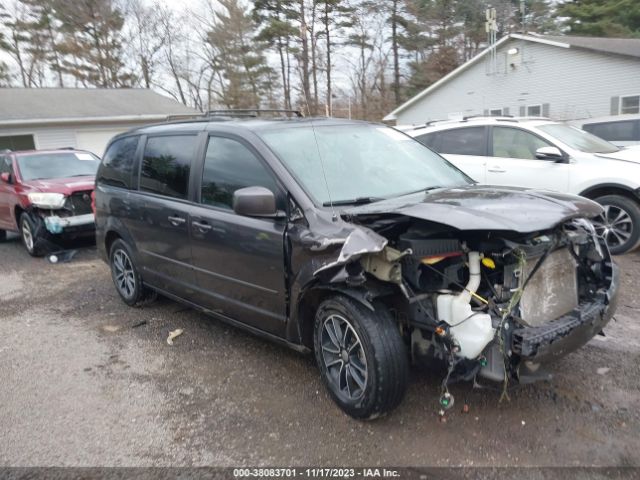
xmin=485 ymin=7 xmax=497 ymax=75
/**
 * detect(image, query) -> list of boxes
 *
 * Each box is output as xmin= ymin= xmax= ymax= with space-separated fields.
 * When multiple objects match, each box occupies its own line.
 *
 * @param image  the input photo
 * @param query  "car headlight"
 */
xmin=27 ymin=192 xmax=67 ymax=209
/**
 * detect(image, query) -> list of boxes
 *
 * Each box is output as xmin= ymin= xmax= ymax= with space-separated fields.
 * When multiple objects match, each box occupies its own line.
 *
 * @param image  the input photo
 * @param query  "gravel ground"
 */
xmin=1 ymin=233 xmax=639 ymax=467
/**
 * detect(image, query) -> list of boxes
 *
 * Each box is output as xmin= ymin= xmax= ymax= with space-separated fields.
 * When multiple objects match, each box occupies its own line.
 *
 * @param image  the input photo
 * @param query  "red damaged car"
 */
xmin=0 ymin=149 xmax=100 ymax=256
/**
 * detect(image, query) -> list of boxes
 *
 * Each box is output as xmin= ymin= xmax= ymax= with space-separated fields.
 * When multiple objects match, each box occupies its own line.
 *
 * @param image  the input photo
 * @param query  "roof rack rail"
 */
xmin=462 ymin=114 xmax=514 ymax=121
xmin=207 ymin=109 xmax=303 ymax=118
xmin=165 ymin=113 xmax=207 ymax=122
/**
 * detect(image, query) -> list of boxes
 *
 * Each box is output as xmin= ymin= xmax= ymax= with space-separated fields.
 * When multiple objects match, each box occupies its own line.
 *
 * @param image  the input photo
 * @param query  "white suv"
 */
xmin=404 ymin=117 xmax=640 ymax=254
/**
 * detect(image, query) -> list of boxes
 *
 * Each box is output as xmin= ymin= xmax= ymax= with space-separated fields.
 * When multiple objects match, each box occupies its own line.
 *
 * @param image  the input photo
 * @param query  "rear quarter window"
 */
xmin=97 ymin=136 xmax=139 ymax=189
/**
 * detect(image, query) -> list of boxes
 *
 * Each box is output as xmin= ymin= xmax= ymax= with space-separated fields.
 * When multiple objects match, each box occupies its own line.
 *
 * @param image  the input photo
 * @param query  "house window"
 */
xmin=489 ymin=108 xmax=503 ymax=116
xmin=527 ymin=105 xmax=542 ymax=116
xmin=0 ymin=134 xmax=35 ymax=151
xmin=621 ymin=95 xmax=640 ymax=114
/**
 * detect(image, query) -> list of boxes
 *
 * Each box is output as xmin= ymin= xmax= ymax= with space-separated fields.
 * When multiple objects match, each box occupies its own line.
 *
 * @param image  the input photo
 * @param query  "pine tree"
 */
xmin=317 ymin=0 xmax=352 ymax=115
xmin=51 ymin=0 xmax=134 ymax=87
xmin=557 ymin=0 xmax=640 ymax=37
xmin=0 ymin=2 xmax=37 ymax=87
xmin=207 ymin=0 xmax=275 ymax=109
xmin=18 ymin=0 xmax=65 ymax=87
xmin=254 ymin=0 xmax=298 ymax=109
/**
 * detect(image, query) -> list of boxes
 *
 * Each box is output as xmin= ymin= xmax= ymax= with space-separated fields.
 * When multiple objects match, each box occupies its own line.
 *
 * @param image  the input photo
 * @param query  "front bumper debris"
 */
xmin=44 ymin=213 xmax=95 ymax=234
xmin=512 ymin=262 xmax=619 ymax=363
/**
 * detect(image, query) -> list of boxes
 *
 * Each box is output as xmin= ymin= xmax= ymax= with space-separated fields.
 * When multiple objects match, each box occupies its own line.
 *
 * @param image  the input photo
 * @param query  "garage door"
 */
xmin=75 ymin=129 xmax=127 ymax=158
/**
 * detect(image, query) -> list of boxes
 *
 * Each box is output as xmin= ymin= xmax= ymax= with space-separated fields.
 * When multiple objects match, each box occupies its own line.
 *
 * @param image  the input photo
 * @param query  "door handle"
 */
xmin=168 ymin=215 xmax=186 ymax=226
xmin=192 ymin=220 xmax=212 ymax=232
xmin=488 ymin=166 xmax=506 ymax=173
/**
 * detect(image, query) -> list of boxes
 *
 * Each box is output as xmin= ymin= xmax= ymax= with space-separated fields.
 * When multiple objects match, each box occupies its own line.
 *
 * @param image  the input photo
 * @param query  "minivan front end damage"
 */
xmin=291 ymin=203 xmax=618 ymax=397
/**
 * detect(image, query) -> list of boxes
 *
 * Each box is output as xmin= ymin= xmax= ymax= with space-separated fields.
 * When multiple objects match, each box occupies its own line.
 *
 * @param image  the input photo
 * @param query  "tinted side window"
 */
xmin=415 ymin=132 xmax=438 ymax=148
xmin=201 ymin=137 xmax=280 ymax=210
xmin=436 ymin=127 xmax=485 ymax=155
xmin=0 ymin=155 xmax=12 ymax=175
xmin=140 ymin=135 xmax=196 ymax=199
xmin=584 ymin=121 xmax=636 ymax=142
xmin=98 ymin=136 xmax=139 ymax=189
xmin=492 ymin=127 xmax=552 ymax=160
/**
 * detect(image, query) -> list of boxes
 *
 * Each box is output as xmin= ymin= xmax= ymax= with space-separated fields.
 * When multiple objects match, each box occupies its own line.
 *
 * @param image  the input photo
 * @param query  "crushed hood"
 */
xmin=345 ymin=185 xmax=602 ymax=232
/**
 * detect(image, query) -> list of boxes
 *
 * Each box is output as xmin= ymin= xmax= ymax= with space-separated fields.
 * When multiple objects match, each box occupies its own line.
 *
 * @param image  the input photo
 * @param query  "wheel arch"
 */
xmin=287 ymin=280 xmax=392 ymax=349
xmin=579 ymin=183 xmax=640 ymax=203
xmin=99 ymin=216 xmax=138 ymax=263
xmin=14 ymin=205 xmax=25 ymax=228
xmin=105 ymin=230 xmax=122 ymax=256
xmin=292 ymin=285 xmax=376 ymax=350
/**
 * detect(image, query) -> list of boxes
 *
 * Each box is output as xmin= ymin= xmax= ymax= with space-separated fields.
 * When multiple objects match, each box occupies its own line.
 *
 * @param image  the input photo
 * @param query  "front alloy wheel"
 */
xmin=20 ymin=213 xmax=44 ymax=256
xmin=593 ymin=195 xmax=640 ymax=255
xmin=320 ymin=314 xmax=368 ymax=401
xmin=314 ymin=295 xmax=409 ymax=419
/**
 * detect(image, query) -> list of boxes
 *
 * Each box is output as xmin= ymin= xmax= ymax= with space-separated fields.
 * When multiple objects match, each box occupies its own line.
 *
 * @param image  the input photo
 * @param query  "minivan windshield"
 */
xmin=538 ymin=124 xmax=619 ymax=154
xmin=259 ymin=124 xmax=471 ymax=206
xmin=17 ymin=152 xmax=100 ymax=181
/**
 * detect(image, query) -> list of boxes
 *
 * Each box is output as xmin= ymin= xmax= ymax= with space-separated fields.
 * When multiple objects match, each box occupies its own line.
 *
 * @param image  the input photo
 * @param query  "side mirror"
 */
xmin=535 ymin=146 xmax=565 ymax=162
xmin=0 ymin=172 xmax=11 ymax=184
xmin=233 ymin=186 xmax=279 ymax=217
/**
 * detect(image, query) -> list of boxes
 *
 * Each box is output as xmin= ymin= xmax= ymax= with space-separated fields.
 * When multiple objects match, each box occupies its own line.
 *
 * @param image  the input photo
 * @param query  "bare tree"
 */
xmin=124 ymin=0 xmax=167 ymax=89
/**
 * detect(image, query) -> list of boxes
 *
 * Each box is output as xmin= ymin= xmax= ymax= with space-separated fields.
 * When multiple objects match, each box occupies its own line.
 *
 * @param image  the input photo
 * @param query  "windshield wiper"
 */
xmin=323 ymin=196 xmax=383 ymax=207
xmin=394 ymin=185 xmax=446 ymax=198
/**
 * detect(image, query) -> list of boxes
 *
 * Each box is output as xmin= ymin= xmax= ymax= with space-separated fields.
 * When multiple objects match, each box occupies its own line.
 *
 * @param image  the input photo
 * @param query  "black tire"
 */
xmin=593 ymin=195 xmax=640 ymax=255
xmin=313 ymin=295 xmax=409 ymax=419
xmin=109 ymin=239 xmax=156 ymax=306
xmin=19 ymin=212 xmax=45 ymax=257
xmin=0 ymin=229 xmax=6 ymax=242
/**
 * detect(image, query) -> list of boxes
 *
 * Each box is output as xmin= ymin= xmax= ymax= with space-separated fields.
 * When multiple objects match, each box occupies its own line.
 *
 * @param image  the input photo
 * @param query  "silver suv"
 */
xmin=404 ymin=116 xmax=640 ymax=254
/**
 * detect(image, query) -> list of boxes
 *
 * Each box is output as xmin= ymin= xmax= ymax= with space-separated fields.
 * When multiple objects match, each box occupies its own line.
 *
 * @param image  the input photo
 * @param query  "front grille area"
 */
xmin=518 ymin=248 xmax=578 ymax=327
xmin=66 ymin=190 xmax=93 ymax=215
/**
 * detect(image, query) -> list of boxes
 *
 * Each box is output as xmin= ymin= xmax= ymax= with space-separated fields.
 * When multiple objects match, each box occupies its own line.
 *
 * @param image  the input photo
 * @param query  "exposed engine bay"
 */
xmin=295 ymin=208 xmax=618 ymax=407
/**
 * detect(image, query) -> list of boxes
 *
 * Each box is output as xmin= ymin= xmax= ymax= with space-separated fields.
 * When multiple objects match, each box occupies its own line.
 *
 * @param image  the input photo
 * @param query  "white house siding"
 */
xmin=395 ymin=39 xmax=640 ymax=125
xmin=35 ymin=129 xmax=77 ymax=150
xmin=75 ymin=128 xmax=131 ymax=156
xmin=0 ymin=121 xmax=151 ymax=157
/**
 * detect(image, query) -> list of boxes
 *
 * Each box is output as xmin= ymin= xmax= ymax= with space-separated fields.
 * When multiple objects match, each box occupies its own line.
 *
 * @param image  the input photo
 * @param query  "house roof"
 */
xmin=0 ymin=88 xmax=197 ymax=126
xmin=384 ymin=33 xmax=640 ymax=121
xmin=542 ymin=35 xmax=640 ymax=59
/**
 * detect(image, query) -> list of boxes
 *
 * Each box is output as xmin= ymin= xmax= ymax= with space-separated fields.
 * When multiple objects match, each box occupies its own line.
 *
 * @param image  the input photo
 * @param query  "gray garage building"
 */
xmin=384 ymin=34 xmax=640 ymax=126
xmin=0 ymin=88 xmax=197 ymax=156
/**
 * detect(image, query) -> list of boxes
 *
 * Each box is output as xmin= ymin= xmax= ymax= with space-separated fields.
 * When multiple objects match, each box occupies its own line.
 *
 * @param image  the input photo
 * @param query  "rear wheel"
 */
xmin=109 ymin=239 xmax=156 ymax=306
xmin=593 ymin=195 xmax=640 ymax=255
xmin=313 ymin=295 xmax=409 ymax=419
xmin=0 ymin=229 xmax=6 ymax=242
xmin=20 ymin=213 xmax=45 ymax=256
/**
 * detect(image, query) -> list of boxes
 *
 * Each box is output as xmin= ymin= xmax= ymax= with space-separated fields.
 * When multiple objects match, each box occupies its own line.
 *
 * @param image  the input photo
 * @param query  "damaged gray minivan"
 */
xmin=95 ymin=114 xmax=618 ymax=419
